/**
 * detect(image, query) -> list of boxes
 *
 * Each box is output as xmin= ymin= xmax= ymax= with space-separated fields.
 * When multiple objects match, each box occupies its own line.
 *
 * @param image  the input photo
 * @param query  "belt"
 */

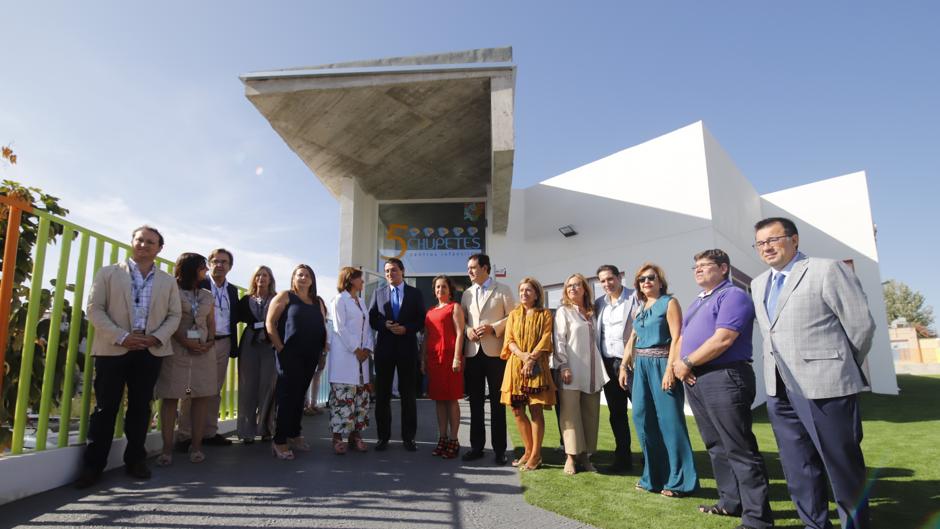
xmin=635 ymin=347 xmax=669 ymax=358
xmin=215 ymin=334 xmax=231 ymax=339
xmin=692 ymin=360 xmax=750 ymax=376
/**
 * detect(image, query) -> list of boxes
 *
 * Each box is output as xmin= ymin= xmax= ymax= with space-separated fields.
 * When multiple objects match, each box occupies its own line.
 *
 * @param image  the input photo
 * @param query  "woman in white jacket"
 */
xmin=328 ymin=267 xmax=374 ymax=455
xmin=554 ymin=273 xmax=608 ymax=475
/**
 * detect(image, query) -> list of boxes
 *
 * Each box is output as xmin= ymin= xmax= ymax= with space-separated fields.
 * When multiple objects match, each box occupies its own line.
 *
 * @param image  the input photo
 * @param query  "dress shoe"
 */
xmin=461 ymin=450 xmax=485 ymax=462
xmin=403 ymin=440 xmax=418 ymax=452
xmin=602 ymin=458 xmax=633 ymax=475
xmin=494 ymin=452 xmax=508 ymax=466
xmin=174 ymin=438 xmax=192 ymax=453
xmin=375 ymin=439 xmax=389 ymax=451
xmin=203 ymin=434 xmax=232 ymax=446
xmin=124 ymin=461 xmax=152 ymax=480
xmin=74 ymin=468 xmax=102 ymax=489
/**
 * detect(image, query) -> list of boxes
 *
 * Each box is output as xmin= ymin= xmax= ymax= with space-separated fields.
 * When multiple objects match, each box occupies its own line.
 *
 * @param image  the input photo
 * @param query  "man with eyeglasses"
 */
xmin=76 ymin=226 xmax=181 ymax=488
xmin=593 ymin=264 xmax=639 ymax=474
xmin=177 ymin=248 xmax=240 ymax=451
xmin=673 ymin=249 xmax=772 ymax=529
xmin=750 ymin=217 xmax=875 ymax=529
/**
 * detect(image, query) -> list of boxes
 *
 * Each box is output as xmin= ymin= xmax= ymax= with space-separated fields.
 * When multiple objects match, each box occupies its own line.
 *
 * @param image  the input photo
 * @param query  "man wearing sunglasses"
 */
xmin=750 ymin=217 xmax=875 ymax=529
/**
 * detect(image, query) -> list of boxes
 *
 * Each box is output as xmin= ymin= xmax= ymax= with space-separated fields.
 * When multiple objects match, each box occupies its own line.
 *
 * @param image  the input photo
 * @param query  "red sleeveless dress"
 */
xmin=425 ymin=302 xmax=464 ymax=400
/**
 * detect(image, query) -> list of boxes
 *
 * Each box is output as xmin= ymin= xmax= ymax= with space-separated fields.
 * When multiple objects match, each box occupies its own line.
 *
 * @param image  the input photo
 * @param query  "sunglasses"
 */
xmin=638 ymin=274 xmax=658 ymax=283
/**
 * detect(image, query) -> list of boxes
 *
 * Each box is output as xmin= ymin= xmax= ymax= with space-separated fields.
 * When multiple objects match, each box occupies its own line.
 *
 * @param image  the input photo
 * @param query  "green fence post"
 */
xmin=35 ymin=225 xmax=73 ymax=451
xmin=58 ymin=231 xmax=90 ymax=447
xmin=78 ymin=238 xmax=105 ymax=443
xmin=11 ymin=217 xmax=51 ymax=454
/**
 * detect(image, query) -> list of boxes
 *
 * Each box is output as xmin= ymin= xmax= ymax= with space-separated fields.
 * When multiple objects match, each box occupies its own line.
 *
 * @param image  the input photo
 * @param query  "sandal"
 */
xmin=189 ymin=450 xmax=205 ymax=464
xmin=288 ymin=436 xmax=311 ymax=452
xmin=635 ymin=483 xmax=655 ymax=493
xmin=698 ymin=504 xmax=739 ymax=517
xmin=271 ymin=442 xmax=295 ymax=460
xmin=660 ymin=489 xmax=690 ymax=498
xmin=347 ymin=433 xmax=368 ymax=453
xmin=333 ymin=436 xmax=348 ymax=455
xmin=156 ymin=453 xmax=173 ymax=467
xmin=520 ymin=457 xmax=542 ymax=472
xmin=431 ymin=436 xmax=447 ymax=457
xmin=511 ymin=454 xmax=530 ymax=467
xmin=442 ymin=439 xmax=460 ymax=459
xmin=563 ymin=458 xmax=577 ymax=476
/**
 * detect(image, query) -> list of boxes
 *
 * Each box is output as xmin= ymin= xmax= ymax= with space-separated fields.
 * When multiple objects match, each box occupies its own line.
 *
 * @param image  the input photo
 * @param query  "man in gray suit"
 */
xmin=750 ymin=217 xmax=876 ymax=529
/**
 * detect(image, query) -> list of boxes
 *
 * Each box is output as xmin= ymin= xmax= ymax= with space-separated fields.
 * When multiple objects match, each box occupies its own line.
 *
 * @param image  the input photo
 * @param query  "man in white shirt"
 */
xmin=593 ymin=264 xmax=639 ymax=474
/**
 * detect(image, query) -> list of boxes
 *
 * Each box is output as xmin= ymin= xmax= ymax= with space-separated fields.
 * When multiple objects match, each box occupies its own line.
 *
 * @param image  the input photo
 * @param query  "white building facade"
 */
xmin=243 ymin=48 xmax=897 ymax=401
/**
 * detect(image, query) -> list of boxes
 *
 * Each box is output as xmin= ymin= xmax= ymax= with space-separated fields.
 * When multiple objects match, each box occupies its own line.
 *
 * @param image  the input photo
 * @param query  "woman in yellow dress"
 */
xmin=500 ymin=276 xmax=556 ymax=471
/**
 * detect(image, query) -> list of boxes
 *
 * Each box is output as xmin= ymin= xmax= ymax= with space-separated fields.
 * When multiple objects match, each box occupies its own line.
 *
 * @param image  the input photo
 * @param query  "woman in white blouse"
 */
xmin=328 ymin=267 xmax=374 ymax=455
xmin=554 ymin=273 xmax=608 ymax=475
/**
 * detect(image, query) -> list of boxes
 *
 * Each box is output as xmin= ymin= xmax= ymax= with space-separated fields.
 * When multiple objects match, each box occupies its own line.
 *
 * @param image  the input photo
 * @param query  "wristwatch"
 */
xmin=682 ymin=356 xmax=695 ymax=369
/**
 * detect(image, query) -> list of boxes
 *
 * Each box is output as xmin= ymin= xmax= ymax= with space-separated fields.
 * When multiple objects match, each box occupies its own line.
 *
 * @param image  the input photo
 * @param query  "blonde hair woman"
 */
xmin=500 ymin=277 xmax=555 ymax=471
xmin=235 ymin=265 xmax=277 ymax=443
xmin=553 ymin=273 xmax=607 ymax=475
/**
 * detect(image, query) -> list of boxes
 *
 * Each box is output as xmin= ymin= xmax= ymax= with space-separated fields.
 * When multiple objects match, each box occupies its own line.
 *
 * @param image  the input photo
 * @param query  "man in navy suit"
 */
xmin=369 ymin=258 xmax=426 ymax=451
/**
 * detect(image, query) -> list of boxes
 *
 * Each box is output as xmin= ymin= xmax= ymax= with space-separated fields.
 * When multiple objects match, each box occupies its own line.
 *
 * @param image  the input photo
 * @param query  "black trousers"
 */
xmin=83 ymin=349 xmax=162 ymax=472
xmin=465 ymin=353 xmax=507 ymax=454
xmin=274 ymin=346 xmax=319 ymax=444
xmin=601 ymin=356 xmax=633 ymax=461
xmin=686 ymin=362 xmax=773 ymax=529
xmin=767 ymin=369 xmax=868 ymax=529
xmin=374 ymin=352 xmax=418 ymax=442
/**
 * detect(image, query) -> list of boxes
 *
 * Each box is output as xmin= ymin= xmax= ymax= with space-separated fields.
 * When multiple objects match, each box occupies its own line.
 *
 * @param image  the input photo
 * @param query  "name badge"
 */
xmin=186 ymin=329 xmax=201 ymax=340
xmin=254 ymin=322 xmax=265 ymax=330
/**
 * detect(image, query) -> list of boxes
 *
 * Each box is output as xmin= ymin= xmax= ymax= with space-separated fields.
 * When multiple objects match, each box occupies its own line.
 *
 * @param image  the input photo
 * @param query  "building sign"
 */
xmin=377 ymin=202 xmax=486 ymax=274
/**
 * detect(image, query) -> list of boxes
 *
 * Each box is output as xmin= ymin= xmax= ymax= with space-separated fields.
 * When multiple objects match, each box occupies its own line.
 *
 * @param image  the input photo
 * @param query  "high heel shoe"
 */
xmin=519 ymin=457 xmax=542 ymax=472
xmin=271 ymin=442 xmax=295 ymax=460
xmin=288 ymin=436 xmax=311 ymax=452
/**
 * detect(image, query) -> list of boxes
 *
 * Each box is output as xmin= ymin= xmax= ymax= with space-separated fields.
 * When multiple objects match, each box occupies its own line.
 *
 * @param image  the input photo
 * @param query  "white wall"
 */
xmin=541 ymin=121 xmax=713 ymax=220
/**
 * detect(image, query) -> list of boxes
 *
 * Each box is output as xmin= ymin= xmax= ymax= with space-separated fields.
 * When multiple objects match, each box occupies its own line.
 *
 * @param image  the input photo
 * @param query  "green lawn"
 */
xmin=508 ymin=374 xmax=940 ymax=529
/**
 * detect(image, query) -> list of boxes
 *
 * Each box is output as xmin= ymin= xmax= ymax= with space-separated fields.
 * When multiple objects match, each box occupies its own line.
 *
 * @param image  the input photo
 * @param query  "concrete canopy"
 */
xmin=241 ymin=47 xmax=516 ymax=232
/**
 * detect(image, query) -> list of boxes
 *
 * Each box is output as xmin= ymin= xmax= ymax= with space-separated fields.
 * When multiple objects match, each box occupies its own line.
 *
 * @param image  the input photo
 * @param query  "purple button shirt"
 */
xmin=680 ymin=280 xmax=755 ymax=366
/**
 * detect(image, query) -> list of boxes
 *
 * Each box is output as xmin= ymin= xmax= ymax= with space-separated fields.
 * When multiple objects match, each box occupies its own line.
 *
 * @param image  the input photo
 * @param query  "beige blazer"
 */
xmin=86 ymin=261 xmax=182 ymax=358
xmin=461 ymin=280 xmax=515 ymax=358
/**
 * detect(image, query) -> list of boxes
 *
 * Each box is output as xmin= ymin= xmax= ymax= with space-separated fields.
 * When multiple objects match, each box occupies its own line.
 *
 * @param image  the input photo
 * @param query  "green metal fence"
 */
xmin=4 ymin=206 xmax=242 ymax=455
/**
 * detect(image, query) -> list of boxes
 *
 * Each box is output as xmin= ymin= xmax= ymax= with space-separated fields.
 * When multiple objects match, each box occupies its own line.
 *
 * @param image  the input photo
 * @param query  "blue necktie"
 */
xmin=392 ymin=287 xmax=401 ymax=319
xmin=766 ymin=273 xmax=785 ymax=319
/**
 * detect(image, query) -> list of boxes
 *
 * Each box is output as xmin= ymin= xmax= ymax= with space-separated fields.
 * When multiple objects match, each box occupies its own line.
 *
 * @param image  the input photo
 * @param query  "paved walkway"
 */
xmin=2 ymin=400 xmax=595 ymax=529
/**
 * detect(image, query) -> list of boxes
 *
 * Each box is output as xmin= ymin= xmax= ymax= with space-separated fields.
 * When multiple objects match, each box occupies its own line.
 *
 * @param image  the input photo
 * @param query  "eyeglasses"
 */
xmin=637 ymin=274 xmax=657 ymax=283
xmin=752 ymin=235 xmax=790 ymax=249
xmin=691 ymin=262 xmax=717 ymax=271
xmin=565 ymin=283 xmax=582 ymax=290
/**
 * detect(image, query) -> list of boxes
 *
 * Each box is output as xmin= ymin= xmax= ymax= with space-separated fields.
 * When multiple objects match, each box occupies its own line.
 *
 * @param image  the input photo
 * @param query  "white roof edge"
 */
xmin=240 ymin=63 xmax=515 ymax=82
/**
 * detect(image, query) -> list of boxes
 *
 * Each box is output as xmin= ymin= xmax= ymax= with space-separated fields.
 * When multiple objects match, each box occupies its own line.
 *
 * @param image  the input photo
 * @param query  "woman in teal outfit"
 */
xmin=619 ymin=262 xmax=698 ymax=497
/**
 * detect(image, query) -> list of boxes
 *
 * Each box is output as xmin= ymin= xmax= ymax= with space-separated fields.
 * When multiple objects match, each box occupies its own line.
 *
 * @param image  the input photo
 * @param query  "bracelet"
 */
xmin=682 ymin=357 xmax=695 ymax=369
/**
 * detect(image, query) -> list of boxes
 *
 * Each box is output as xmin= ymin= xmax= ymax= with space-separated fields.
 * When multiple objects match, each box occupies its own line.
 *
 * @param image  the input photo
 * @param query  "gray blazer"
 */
xmin=750 ymin=254 xmax=876 ymax=399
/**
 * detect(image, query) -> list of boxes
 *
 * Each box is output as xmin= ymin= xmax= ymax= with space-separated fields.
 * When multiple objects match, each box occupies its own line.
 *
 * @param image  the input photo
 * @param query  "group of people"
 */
xmin=74 ymin=215 xmax=877 ymax=529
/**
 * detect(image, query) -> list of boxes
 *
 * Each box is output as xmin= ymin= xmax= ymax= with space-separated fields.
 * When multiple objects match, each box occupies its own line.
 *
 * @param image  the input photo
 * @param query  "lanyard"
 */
xmin=189 ymin=289 xmax=200 ymax=320
xmin=131 ymin=268 xmax=154 ymax=305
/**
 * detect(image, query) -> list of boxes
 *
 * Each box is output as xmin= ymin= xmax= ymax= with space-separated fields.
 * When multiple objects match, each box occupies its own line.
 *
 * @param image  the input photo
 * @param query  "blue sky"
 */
xmin=2 ymin=1 xmax=938 ymax=318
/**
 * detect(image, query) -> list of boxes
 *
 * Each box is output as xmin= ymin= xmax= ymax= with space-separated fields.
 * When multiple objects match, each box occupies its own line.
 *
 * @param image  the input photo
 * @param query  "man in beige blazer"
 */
xmin=75 ymin=226 xmax=181 ymax=488
xmin=460 ymin=254 xmax=515 ymax=465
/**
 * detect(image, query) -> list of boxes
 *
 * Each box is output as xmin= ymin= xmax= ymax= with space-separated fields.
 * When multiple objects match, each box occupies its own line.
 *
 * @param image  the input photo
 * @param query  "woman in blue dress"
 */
xmin=619 ymin=262 xmax=698 ymax=497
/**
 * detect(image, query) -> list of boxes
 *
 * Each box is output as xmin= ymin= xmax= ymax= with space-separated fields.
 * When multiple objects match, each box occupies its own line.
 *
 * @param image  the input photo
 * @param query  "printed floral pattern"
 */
xmin=328 ymin=383 xmax=371 ymax=436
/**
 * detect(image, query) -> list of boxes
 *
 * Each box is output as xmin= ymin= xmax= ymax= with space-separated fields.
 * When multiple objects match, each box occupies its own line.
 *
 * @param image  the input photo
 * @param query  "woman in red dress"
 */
xmin=423 ymin=274 xmax=465 ymax=459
